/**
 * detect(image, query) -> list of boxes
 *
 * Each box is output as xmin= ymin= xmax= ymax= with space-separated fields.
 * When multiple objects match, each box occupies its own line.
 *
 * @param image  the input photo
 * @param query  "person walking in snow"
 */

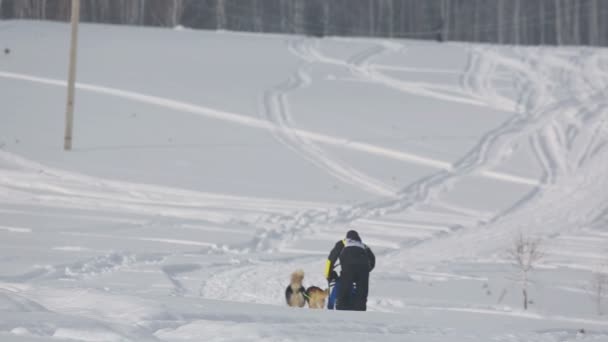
xmin=324 ymin=230 xmax=375 ymax=311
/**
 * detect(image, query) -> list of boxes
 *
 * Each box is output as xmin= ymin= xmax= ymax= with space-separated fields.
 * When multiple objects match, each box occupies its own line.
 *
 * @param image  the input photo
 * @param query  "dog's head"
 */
xmin=290 ymin=270 xmax=304 ymax=286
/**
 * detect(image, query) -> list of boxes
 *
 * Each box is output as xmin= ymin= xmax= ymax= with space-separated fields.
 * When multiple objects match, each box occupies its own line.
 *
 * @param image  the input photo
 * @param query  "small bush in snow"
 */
xmin=508 ymin=232 xmax=543 ymax=310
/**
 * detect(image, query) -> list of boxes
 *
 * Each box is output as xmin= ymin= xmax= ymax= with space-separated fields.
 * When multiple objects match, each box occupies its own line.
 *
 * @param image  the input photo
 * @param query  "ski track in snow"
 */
xmin=395 ymin=46 xmax=608 ymax=265
xmin=0 ymin=151 xmax=331 ymax=218
xmin=243 ymin=41 xmax=522 ymax=247
xmin=0 ymin=71 xmax=539 ymax=187
xmin=0 ymin=70 xmax=451 ymax=172
xmin=261 ymin=38 xmax=398 ymax=198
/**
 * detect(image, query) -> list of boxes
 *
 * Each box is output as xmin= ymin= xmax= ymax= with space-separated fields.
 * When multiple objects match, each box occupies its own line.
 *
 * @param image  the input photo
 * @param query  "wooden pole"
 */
xmin=64 ymin=0 xmax=80 ymax=151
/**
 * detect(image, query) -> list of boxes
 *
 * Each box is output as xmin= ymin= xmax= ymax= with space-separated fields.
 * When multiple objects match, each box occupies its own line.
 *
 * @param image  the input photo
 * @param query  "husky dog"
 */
xmin=285 ymin=270 xmax=306 ymax=307
xmin=305 ymin=286 xmax=329 ymax=309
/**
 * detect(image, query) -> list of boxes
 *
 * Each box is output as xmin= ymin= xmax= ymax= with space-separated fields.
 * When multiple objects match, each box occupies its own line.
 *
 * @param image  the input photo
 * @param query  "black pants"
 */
xmin=336 ymin=264 xmax=369 ymax=311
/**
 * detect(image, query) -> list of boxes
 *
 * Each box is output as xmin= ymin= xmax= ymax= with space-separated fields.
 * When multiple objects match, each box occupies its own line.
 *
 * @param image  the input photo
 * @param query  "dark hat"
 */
xmin=346 ymin=230 xmax=361 ymax=241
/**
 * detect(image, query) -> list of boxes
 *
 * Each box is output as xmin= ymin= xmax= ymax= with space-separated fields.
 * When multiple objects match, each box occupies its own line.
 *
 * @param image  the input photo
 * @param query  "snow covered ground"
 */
xmin=1 ymin=20 xmax=608 ymax=341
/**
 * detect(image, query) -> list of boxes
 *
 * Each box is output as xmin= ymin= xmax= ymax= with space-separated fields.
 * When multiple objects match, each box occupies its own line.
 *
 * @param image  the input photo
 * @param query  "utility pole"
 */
xmin=64 ymin=0 xmax=80 ymax=151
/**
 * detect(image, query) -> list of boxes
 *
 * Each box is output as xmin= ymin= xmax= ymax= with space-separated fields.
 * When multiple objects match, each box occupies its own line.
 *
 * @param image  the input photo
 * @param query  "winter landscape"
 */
xmin=1 ymin=18 xmax=608 ymax=341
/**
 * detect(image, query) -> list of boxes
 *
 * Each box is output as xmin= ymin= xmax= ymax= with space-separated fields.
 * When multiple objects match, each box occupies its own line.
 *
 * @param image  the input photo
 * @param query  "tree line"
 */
xmin=1 ymin=0 xmax=607 ymax=46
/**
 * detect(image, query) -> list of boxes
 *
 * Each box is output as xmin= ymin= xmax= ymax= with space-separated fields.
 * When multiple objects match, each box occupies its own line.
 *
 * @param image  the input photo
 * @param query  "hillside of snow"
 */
xmin=1 ymin=20 xmax=608 ymax=341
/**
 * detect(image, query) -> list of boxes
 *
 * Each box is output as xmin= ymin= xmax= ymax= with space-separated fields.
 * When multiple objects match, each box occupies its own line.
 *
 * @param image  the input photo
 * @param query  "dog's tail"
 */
xmin=290 ymin=269 xmax=305 ymax=286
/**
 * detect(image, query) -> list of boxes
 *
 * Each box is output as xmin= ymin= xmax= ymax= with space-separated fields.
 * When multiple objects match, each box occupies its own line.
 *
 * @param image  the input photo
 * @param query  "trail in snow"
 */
xmin=0 ymin=151 xmax=331 ymax=222
xmin=0 ymin=70 xmax=538 ymax=187
xmin=261 ymin=38 xmax=397 ymax=198
xmin=241 ymin=41 xmax=541 ymax=251
xmin=394 ymin=46 xmax=608 ymax=266
xmin=300 ymin=39 xmax=493 ymax=109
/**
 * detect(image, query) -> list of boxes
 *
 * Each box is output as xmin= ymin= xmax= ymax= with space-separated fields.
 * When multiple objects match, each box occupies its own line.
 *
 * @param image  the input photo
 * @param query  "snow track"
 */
xmin=0 ymin=151 xmax=328 ymax=222
xmin=261 ymin=38 xmax=397 ymax=198
xmin=0 ymin=71 xmax=456 ymax=172
xmin=396 ymin=46 xmax=608 ymax=266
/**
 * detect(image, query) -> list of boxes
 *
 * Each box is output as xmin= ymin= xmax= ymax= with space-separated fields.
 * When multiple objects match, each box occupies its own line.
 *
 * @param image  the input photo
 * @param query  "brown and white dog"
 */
xmin=305 ymin=286 xmax=329 ymax=309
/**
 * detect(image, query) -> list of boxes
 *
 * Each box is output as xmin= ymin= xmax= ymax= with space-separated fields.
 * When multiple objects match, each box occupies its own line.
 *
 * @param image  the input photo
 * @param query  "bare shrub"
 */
xmin=509 ymin=232 xmax=543 ymax=310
